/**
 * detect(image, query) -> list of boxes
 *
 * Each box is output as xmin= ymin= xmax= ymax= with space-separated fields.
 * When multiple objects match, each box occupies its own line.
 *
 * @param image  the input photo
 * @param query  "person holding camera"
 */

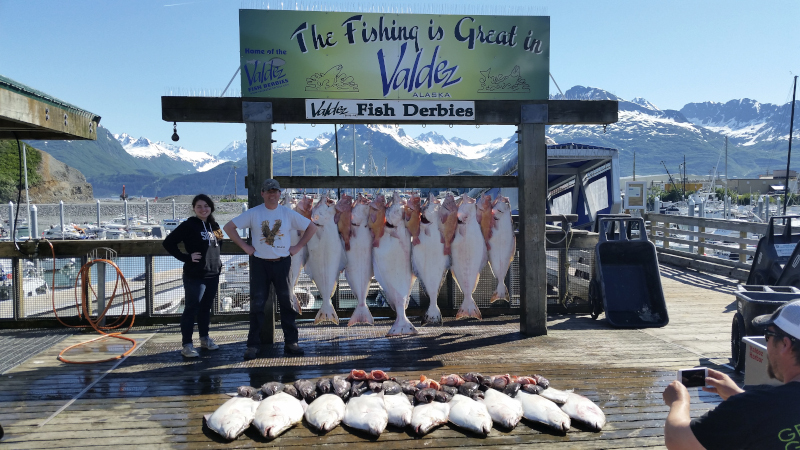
xmin=662 ymin=299 xmax=800 ymax=449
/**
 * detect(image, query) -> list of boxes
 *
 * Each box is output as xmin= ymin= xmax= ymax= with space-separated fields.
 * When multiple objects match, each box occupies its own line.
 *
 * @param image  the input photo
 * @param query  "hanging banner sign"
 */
xmin=305 ymin=99 xmax=475 ymax=120
xmin=240 ymin=10 xmax=549 ymax=101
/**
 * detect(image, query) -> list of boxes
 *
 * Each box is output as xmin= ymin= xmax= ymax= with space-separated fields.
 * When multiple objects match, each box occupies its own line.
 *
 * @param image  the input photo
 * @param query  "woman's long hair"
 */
xmin=192 ymin=194 xmax=217 ymax=228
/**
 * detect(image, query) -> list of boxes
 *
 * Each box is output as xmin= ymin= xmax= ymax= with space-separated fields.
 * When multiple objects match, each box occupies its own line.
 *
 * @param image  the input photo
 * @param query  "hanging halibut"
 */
xmin=305 ymin=195 xmax=347 ymax=325
xmin=282 ymin=193 xmax=313 ymax=313
xmin=412 ymin=193 xmax=450 ymax=325
xmin=372 ymin=191 xmax=417 ymax=336
xmin=488 ymin=196 xmax=516 ymax=303
xmin=346 ymin=195 xmax=375 ymax=326
xmin=450 ymin=196 xmax=488 ymax=319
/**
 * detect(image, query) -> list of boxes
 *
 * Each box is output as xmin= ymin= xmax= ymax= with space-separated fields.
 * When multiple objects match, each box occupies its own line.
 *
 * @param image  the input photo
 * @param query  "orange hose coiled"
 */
xmin=44 ymin=240 xmax=138 ymax=364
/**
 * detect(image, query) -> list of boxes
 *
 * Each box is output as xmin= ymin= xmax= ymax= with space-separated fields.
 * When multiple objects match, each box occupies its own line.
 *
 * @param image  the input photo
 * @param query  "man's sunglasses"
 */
xmin=765 ymin=329 xmax=797 ymax=342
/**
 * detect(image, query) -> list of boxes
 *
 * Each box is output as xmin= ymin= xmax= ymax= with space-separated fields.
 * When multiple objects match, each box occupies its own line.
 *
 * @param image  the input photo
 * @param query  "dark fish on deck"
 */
xmin=415 ymin=387 xmax=437 ymax=404
xmin=522 ymin=384 xmax=544 ymax=395
xmin=332 ymin=376 xmax=351 ymax=399
xmin=317 ymin=378 xmax=333 ymax=394
xmin=434 ymin=390 xmax=453 ymax=403
xmin=382 ymin=380 xmax=402 ymax=395
xmin=368 ymin=380 xmax=383 ymax=392
xmin=237 ymin=386 xmax=258 ymax=397
xmin=295 ymin=379 xmax=317 ymax=403
xmin=458 ymin=382 xmax=480 ymax=397
xmin=463 ymin=372 xmax=483 ymax=383
xmin=503 ymin=382 xmax=521 ymax=397
xmin=250 ymin=391 xmax=264 ymax=401
xmin=470 ymin=391 xmax=485 ymax=401
xmin=350 ymin=380 xmax=369 ymax=397
xmin=261 ymin=382 xmax=285 ymax=397
xmin=283 ymin=384 xmax=301 ymax=400
xmin=440 ymin=385 xmax=458 ymax=396
xmin=533 ymin=374 xmax=550 ymax=389
xmin=401 ymin=380 xmax=419 ymax=395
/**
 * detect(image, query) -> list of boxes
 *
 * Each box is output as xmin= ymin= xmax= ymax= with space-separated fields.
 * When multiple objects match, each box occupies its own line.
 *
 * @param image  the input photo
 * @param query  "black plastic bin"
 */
xmin=731 ymin=285 xmax=800 ymax=371
xmin=746 ymin=215 xmax=800 ymax=286
xmin=591 ymin=217 xmax=669 ymax=328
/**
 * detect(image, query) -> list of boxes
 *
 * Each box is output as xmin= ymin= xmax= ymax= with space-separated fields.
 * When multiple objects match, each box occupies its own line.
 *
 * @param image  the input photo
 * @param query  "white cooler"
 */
xmin=742 ymin=336 xmax=781 ymax=386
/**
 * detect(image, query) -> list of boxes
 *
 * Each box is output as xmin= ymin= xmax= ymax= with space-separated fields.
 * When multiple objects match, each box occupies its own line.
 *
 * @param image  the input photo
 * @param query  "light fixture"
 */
xmin=171 ymin=122 xmax=179 ymax=142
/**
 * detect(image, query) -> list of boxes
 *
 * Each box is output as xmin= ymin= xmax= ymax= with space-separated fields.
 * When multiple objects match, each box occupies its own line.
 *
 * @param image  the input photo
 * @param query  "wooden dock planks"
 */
xmin=0 ymin=265 xmax=741 ymax=448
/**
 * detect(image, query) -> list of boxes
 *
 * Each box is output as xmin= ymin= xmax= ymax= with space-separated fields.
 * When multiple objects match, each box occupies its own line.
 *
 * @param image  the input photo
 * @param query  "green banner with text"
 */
xmin=239 ymin=10 xmax=549 ymax=100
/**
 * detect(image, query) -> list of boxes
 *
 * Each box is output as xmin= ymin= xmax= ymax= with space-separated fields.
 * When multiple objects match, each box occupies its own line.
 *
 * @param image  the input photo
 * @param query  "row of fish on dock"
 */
xmin=205 ymin=369 xmax=606 ymax=440
xmin=283 ymin=190 xmax=516 ymax=336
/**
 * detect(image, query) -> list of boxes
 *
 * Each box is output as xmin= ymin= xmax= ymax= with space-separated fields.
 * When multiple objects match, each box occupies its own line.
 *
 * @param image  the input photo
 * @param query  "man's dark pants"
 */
xmin=247 ymin=256 xmax=298 ymax=347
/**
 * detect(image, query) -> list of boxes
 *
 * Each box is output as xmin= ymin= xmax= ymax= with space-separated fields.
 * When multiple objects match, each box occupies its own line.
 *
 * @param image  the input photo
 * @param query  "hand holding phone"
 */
xmin=677 ymin=367 xmax=708 ymax=388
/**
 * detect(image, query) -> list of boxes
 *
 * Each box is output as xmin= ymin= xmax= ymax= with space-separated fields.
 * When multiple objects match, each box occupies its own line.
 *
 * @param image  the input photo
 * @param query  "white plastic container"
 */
xmin=742 ymin=336 xmax=781 ymax=386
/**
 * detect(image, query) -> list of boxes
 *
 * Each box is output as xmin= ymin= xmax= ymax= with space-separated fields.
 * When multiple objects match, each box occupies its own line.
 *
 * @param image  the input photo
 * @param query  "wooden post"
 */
xmin=518 ymin=104 xmax=548 ymax=336
xmin=740 ymin=231 xmax=747 ymax=263
xmin=698 ymin=226 xmax=705 ymax=256
xmin=664 ymin=222 xmax=671 ymax=249
xmin=243 ymin=102 xmax=276 ymax=345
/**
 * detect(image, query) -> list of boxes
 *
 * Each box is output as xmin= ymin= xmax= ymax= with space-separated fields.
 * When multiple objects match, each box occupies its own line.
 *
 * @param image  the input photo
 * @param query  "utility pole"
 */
xmin=234 ymin=165 xmax=238 ymax=199
xmin=783 ymin=75 xmax=797 ymax=216
xmin=633 ymin=151 xmax=636 ymax=181
xmin=353 ymin=124 xmax=357 ymax=176
xmin=683 ymin=154 xmax=686 ymax=200
xmin=289 ymin=140 xmax=292 ymax=176
xmin=725 ymin=137 xmax=729 ymax=219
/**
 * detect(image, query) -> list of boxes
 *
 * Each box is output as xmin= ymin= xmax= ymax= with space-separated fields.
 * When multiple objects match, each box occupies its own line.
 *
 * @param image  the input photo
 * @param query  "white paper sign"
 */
xmin=775 ymin=243 xmax=797 ymax=258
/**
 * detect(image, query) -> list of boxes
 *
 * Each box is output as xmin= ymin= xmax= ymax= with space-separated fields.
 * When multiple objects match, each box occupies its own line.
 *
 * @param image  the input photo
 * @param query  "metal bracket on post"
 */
xmin=521 ymin=104 xmax=549 ymax=124
xmin=242 ymin=102 xmax=273 ymax=122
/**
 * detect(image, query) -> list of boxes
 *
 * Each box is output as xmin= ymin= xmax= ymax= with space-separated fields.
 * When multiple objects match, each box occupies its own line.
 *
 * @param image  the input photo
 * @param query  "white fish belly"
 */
xmin=448 ymin=394 xmax=492 ymax=435
xmin=450 ymin=223 xmax=487 ymax=295
xmin=305 ymin=227 xmax=344 ymax=300
xmin=487 ymin=220 xmax=515 ymax=300
xmin=206 ymin=396 xmax=259 ymax=440
xmin=345 ymin=226 xmax=373 ymax=303
xmin=304 ymin=394 xmax=346 ymax=432
xmin=411 ymin=402 xmax=450 ymax=436
xmin=253 ymin=392 xmax=304 ymax=438
xmin=560 ymin=393 xmax=606 ymax=431
xmin=481 ymin=389 xmax=523 ymax=429
xmin=539 ymin=387 xmax=570 ymax=405
xmin=343 ymin=394 xmax=389 ymax=436
xmin=372 ymin=229 xmax=413 ymax=304
xmin=412 ymin=223 xmax=449 ymax=297
xmin=517 ymin=391 xmax=571 ymax=432
xmin=384 ymin=393 xmax=413 ymax=427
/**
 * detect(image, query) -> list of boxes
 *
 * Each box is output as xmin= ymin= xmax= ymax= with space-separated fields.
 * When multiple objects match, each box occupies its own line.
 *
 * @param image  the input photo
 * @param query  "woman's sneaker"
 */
xmin=200 ymin=336 xmax=219 ymax=350
xmin=181 ymin=344 xmax=199 ymax=358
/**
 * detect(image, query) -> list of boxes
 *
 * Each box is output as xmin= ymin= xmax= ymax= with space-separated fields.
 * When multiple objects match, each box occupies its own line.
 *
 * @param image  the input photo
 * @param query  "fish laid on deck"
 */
xmin=304 ymin=393 xmax=347 ymax=432
xmin=372 ymin=192 xmax=417 ymax=336
xmin=204 ymin=395 xmax=259 ymax=440
xmin=516 ymin=390 xmax=571 ymax=432
xmin=343 ymin=392 xmax=389 ymax=436
xmin=411 ymin=401 xmax=450 ymax=435
xmin=412 ymin=193 xmax=450 ymax=325
xmin=384 ymin=391 xmax=414 ymax=427
xmin=488 ymin=196 xmax=516 ymax=303
xmin=252 ymin=392 xmax=305 ymax=439
xmin=448 ymin=394 xmax=493 ymax=435
xmin=450 ymin=195 xmax=488 ymax=319
xmin=560 ymin=392 xmax=607 ymax=431
xmin=305 ymin=195 xmax=347 ymax=325
xmin=480 ymin=387 xmax=523 ymax=429
xmin=345 ymin=195 xmax=375 ymax=326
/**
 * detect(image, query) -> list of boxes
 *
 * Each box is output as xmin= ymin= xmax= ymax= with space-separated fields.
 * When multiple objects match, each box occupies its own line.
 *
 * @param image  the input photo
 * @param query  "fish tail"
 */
xmin=490 ymin=281 xmax=509 ymax=303
xmin=347 ymin=304 xmax=374 ymax=326
xmin=314 ymin=301 xmax=339 ymax=325
xmin=386 ymin=315 xmax=419 ymax=336
xmin=422 ymin=303 xmax=442 ymax=326
xmin=455 ymin=297 xmax=482 ymax=320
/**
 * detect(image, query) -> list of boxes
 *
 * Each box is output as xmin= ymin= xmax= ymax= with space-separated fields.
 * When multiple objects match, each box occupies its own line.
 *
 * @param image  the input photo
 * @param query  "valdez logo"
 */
xmin=243 ymin=58 xmax=289 ymax=94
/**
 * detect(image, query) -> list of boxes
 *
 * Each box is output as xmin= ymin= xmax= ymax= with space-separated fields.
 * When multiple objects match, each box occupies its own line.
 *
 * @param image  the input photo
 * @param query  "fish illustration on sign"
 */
xmin=261 ymin=219 xmax=283 ymax=246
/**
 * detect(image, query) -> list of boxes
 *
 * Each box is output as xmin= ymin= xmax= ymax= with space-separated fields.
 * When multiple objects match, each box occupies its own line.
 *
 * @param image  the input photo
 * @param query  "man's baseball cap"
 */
xmin=261 ymin=178 xmax=281 ymax=191
xmin=753 ymin=299 xmax=800 ymax=340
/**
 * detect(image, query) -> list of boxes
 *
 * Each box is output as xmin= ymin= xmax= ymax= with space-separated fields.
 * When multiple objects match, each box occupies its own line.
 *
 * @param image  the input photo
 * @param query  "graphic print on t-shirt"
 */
xmin=261 ymin=219 xmax=283 ymax=246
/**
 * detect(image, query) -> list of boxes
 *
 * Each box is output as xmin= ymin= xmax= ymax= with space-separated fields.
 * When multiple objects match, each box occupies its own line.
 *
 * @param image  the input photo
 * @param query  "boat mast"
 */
xmin=783 ymin=75 xmax=798 ymax=215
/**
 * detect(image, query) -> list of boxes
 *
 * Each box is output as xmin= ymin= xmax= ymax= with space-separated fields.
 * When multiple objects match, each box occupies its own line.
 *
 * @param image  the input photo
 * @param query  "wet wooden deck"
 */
xmin=0 ymin=264 xmax=741 ymax=449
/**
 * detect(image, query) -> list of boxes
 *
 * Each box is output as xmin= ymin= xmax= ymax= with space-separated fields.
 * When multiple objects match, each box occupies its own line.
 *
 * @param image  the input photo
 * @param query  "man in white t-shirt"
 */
xmin=224 ymin=178 xmax=317 ymax=359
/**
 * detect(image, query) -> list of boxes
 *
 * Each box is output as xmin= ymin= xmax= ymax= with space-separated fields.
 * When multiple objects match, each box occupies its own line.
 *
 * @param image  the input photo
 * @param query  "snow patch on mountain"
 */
xmin=415 ymin=132 xmax=509 ymax=159
xmin=115 ymin=133 xmax=229 ymax=172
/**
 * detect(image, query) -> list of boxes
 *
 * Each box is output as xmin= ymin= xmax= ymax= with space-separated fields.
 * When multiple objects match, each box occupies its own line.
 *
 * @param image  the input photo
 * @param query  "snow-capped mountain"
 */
xmin=680 ymin=98 xmax=800 ymax=147
xmin=415 ymin=132 xmax=509 ymax=159
xmin=217 ymin=140 xmax=247 ymax=161
xmin=115 ymin=134 xmax=229 ymax=173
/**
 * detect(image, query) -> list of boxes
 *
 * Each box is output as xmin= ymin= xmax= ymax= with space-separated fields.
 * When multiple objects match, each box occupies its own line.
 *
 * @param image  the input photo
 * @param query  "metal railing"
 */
xmin=0 ymin=217 xmax=599 ymax=326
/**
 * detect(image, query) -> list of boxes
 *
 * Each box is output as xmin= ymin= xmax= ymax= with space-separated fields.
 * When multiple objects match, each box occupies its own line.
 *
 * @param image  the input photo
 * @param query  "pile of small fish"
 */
xmin=204 ymin=369 xmax=606 ymax=440
xmin=282 ymin=190 xmax=516 ymax=336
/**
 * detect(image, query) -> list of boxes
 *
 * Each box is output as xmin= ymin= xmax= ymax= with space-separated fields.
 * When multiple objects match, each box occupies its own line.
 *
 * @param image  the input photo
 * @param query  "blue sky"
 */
xmin=1 ymin=0 xmax=797 ymax=155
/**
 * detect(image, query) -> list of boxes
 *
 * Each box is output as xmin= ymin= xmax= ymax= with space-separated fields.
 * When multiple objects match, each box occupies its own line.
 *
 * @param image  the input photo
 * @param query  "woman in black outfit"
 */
xmin=163 ymin=194 xmax=223 ymax=357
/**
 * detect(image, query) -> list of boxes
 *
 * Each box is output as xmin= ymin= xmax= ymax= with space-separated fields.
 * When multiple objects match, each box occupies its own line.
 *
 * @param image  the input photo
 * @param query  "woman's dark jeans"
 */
xmin=181 ymin=275 xmax=219 ymax=345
